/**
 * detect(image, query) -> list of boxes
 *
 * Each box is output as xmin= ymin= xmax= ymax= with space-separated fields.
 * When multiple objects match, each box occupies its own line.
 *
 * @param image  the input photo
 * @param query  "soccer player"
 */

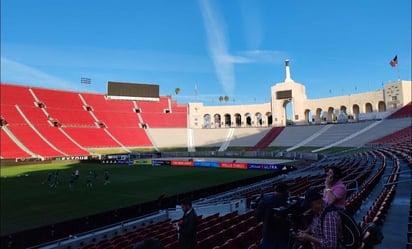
xmin=104 ymin=170 xmax=110 ymax=185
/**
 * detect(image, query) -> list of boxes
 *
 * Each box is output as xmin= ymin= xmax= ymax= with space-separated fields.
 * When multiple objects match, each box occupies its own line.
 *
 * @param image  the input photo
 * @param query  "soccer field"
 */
xmin=0 ymin=162 xmax=273 ymax=236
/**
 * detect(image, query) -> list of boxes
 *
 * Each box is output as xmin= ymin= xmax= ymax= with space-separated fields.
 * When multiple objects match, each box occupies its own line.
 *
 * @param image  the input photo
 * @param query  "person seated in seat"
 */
xmin=297 ymin=188 xmax=344 ymax=249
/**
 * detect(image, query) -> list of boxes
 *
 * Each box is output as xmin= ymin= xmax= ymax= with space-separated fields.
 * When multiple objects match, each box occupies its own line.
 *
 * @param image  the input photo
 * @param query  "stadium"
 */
xmin=0 ymin=61 xmax=411 ymax=249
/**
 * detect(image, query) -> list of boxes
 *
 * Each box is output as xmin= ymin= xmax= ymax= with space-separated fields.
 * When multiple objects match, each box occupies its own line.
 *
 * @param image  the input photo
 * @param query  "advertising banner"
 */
xmin=133 ymin=159 xmax=152 ymax=165
xmin=171 ymin=160 xmax=194 ymax=167
xmin=219 ymin=162 xmax=247 ymax=169
xmin=247 ymin=163 xmax=281 ymax=170
xmin=115 ymin=159 xmax=131 ymax=164
xmin=152 ymin=160 xmax=171 ymax=166
xmin=193 ymin=161 xmax=219 ymax=168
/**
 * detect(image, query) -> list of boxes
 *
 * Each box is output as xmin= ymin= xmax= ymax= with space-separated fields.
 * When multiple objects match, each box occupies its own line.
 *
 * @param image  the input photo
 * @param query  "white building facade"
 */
xmin=188 ymin=61 xmax=411 ymax=128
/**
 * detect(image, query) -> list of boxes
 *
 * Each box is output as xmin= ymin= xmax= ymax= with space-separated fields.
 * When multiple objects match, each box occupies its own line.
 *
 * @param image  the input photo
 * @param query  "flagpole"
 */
xmin=397 ymin=65 xmax=400 ymax=81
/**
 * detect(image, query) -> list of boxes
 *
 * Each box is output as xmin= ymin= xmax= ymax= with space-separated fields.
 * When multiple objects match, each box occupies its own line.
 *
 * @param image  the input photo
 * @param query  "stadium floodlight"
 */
xmin=81 ymin=77 xmax=91 ymax=85
xmin=81 ymin=77 xmax=91 ymax=92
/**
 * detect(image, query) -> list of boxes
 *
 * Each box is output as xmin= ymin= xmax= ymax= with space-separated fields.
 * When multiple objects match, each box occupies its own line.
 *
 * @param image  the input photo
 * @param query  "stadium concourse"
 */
xmin=0 ymin=82 xmax=411 ymax=249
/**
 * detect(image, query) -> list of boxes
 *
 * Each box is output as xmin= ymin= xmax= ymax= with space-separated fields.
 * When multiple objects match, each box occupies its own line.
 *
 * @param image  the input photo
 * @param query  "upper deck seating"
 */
xmin=0 ymin=83 xmax=35 ymax=106
xmin=32 ymin=88 xmax=96 ymax=126
xmin=32 ymin=87 xmax=85 ymax=109
xmin=1 ymin=104 xmax=27 ymax=125
xmin=137 ymin=97 xmax=170 ymax=113
xmin=171 ymin=102 xmax=187 ymax=113
xmin=136 ymin=97 xmax=187 ymax=128
xmin=82 ymin=93 xmax=136 ymax=112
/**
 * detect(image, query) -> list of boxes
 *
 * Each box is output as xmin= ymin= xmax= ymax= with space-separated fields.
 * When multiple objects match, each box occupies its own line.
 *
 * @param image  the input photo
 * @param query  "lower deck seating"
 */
xmin=7 ymin=125 xmax=64 ymax=158
xmin=0 ymin=128 xmax=31 ymax=159
xmin=368 ymin=126 xmax=412 ymax=145
xmin=388 ymin=101 xmax=412 ymax=119
xmin=62 ymin=127 xmax=119 ymax=148
xmin=249 ymin=127 xmax=284 ymax=151
xmin=107 ymin=128 xmax=152 ymax=147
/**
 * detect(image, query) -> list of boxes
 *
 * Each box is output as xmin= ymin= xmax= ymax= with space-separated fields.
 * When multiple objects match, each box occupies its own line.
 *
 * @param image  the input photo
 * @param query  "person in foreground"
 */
xmin=296 ymin=188 xmax=344 ymax=249
xmin=178 ymin=198 xmax=198 ymax=249
xmin=255 ymin=183 xmax=290 ymax=249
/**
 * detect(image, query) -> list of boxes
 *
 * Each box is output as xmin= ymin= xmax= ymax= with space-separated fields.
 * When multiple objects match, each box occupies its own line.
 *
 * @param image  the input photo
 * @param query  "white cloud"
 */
xmin=239 ymin=0 xmax=263 ymax=48
xmin=199 ymin=0 xmax=235 ymax=95
xmin=0 ymin=57 xmax=82 ymax=91
xmin=218 ymin=54 xmax=252 ymax=64
xmin=198 ymin=1 xmax=287 ymax=95
xmin=237 ymin=50 xmax=285 ymax=63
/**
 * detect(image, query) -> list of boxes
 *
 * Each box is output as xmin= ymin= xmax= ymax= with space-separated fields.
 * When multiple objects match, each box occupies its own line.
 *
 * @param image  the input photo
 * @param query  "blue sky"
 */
xmin=1 ymin=0 xmax=411 ymax=106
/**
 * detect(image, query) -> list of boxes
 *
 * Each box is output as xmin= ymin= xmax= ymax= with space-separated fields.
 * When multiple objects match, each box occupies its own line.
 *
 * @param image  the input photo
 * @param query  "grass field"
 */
xmin=0 ymin=162 xmax=273 ymax=236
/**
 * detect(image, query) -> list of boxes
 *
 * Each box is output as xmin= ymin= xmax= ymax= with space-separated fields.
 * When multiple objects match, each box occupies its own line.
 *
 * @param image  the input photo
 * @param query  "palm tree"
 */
xmin=219 ymin=96 xmax=223 ymax=103
xmin=224 ymin=96 xmax=229 ymax=103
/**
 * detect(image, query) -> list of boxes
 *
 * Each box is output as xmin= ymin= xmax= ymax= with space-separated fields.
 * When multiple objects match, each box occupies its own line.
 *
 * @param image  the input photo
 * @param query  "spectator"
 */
xmin=323 ymin=166 xmax=346 ymax=209
xmin=255 ymin=183 xmax=290 ymax=249
xmin=177 ymin=198 xmax=197 ymax=249
xmin=297 ymin=188 xmax=344 ymax=249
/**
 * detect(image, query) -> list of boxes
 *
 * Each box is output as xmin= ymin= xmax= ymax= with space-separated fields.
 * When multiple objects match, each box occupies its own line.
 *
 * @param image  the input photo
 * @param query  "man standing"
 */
xmin=255 ymin=183 xmax=290 ymax=249
xmin=178 ymin=198 xmax=197 ymax=249
xmin=323 ymin=166 xmax=346 ymax=209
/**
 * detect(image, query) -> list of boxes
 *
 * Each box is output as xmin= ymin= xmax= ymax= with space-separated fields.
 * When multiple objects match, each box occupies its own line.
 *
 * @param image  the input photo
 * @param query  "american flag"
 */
xmin=389 ymin=55 xmax=398 ymax=67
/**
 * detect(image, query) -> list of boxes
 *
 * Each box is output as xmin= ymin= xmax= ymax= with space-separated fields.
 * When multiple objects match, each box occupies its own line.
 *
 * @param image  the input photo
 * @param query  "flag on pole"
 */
xmin=389 ymin=55 xmax=398 ymax=67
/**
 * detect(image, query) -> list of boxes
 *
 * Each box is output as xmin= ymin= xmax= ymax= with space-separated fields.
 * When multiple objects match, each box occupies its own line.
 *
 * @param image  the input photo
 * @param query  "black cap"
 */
xmin=301 ymin=188 xmax=323 ymax=210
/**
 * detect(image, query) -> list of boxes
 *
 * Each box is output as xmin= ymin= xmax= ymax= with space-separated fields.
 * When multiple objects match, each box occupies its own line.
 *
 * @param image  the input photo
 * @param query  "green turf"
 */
xmin=0 ymin=162 xmax=272 ymax=236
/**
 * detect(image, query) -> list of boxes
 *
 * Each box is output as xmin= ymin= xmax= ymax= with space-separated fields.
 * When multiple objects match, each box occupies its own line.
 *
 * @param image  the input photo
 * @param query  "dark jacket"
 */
xmin=255 ymin=192 xmax=290 ymax=242
xmin=178 ymin=208 xmax=198 ymax=249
